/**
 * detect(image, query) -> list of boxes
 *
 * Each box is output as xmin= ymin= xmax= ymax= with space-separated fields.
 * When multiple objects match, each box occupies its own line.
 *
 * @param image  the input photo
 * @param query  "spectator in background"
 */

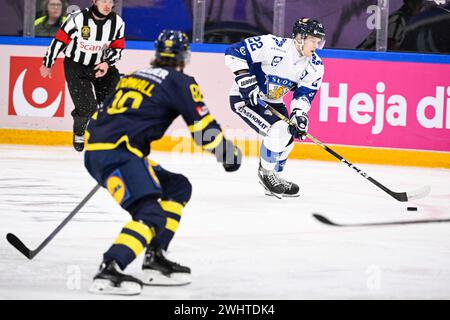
xmin=357 ymin=0 xmax=424 ymax=50
xmin=400 ymin=1 xmax=450 ymax=53
xmin=35 ymin=0 xmax=68 ymax=37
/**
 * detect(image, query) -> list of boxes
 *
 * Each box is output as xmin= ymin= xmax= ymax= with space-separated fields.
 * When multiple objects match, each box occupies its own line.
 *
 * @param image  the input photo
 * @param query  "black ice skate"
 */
xmin=276 ymin=176 xmax=300 ymax=197
xmin=257 ymin=165 xmax=285 ymax=199
xmin=88 ymin=260 xmax=143 ymax=295
xmin=73 ymin=134 xmax=85 ymax=152
xmin=142 ymin=247 xmax=191 ymax=286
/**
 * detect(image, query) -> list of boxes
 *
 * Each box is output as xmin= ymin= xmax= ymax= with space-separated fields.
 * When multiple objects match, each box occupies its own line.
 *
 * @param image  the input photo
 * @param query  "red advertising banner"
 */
xmin=8 ymin=56 xmax=65 ymax=118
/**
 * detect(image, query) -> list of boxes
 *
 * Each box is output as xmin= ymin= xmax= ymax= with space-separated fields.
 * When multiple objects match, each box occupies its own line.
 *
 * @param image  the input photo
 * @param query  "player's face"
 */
xmin=303 ymin=36 xmax=322 ymax=57
xmin=94 ymin=0 xmax=114 ymax=15
xmin=294 ymin=35 xmax=324 ymax=57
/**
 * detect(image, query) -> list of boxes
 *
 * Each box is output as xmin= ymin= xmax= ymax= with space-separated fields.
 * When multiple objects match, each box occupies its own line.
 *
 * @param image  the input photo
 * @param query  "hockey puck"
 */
xmin=407 ymin=207 xmax=418 ymax=211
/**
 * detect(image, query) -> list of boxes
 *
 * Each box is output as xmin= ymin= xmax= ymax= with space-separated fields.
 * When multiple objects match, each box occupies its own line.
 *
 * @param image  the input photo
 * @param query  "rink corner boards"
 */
xmin=0 ymin=128 xmax=448 ymax=168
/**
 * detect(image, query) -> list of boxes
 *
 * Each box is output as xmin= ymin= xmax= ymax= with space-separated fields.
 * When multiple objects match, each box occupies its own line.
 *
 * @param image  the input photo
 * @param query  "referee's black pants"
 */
xmin=64 ymin=58 xmax=120 ymax=136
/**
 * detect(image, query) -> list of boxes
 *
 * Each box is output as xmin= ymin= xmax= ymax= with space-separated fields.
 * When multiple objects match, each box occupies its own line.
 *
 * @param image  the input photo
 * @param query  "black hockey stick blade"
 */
xmin=377 ymin=183 xmax=431 ymax=202
xmin=313 ymin=213 xmax=450 ymax=227
xmin=6 ymin=233 xmax=33 ymax=259
xmin=312 ymin=214 xmax=340 ymax=226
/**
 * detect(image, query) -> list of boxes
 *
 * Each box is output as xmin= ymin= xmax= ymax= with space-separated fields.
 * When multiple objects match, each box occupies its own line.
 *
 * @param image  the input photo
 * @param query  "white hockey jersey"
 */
xmin=225 ymin=34 xmax=324 ymax=112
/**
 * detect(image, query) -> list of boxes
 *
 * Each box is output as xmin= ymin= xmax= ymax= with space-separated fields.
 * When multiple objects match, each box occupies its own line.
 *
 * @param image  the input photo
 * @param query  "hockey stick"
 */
xmin=6 ymin=184 xmax=101 ymax=260
xmin=256 ymin=99 xmax=430 ymax=202
xmin=313 ymin=213 xmax=450 ymax=227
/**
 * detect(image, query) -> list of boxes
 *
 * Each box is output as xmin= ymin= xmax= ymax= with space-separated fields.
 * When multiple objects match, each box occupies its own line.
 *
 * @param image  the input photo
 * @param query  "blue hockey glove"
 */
xmin=289 ymin=109 xmax=309 ymax=140
xmin=235 ymin=73 xmax=259 ymax=107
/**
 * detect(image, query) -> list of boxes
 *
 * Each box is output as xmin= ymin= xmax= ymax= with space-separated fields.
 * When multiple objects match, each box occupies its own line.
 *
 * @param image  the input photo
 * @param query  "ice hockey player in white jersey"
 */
xmin=225 ymin=17 xmax=325 ymax=198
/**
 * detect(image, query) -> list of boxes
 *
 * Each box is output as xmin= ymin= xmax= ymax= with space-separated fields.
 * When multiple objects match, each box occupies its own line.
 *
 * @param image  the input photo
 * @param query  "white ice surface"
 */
xmin=0 ymin=145 xmax=449 ymax=300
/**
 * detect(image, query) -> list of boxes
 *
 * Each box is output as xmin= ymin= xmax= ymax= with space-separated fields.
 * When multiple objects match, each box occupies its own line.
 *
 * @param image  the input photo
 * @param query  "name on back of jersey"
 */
xmin=135 ymin=68 xmax=169 ymax=84
xmin=116 ymin=77 xmax=155 ymax=97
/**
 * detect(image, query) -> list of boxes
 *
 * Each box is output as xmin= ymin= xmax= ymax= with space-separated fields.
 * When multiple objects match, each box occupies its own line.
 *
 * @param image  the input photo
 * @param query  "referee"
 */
xmin=40 ymin=0 xmax=125 ymax=151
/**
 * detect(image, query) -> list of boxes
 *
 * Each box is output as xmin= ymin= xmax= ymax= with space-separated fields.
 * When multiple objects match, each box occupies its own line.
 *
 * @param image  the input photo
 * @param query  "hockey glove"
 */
xmin=235 ymin=73 xmax=259 ymax=107
xmin=289 ymin=109 xmax=309 ymax=140
xmin=220 ymin=139 xmax=242 ymax=172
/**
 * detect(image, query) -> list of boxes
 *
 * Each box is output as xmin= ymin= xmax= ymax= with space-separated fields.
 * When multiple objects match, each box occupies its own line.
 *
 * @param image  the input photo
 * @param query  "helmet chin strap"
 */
xmin=294 ymin=38 xmax=305 ymax=57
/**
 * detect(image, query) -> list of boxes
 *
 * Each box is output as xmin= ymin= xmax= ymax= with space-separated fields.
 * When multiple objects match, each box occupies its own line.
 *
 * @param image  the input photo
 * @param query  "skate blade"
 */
xmin=141 ymin=269 xmax=191 ymax=286
xmin=264 ymin=190 xmax=300 ymax=198
xmin=258 ymin=181 xmax=283 ymax=199
xmin=88 ymin=279 xmax=142 ymax=296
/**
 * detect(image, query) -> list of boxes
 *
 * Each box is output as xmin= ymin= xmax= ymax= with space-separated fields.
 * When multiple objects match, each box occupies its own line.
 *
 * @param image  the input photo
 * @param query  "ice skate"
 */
xmin=73 ymin=134 xmax=85 ymax=152
xmin=268 ymin=175 xmax=300 ymax=197
xmin=141 ymin=247 xmax=191 ymax=286
xmin=88 ymin=260 xmax=143 ymax=295
xmin=258 ymin=164 xmax=285 ymax=198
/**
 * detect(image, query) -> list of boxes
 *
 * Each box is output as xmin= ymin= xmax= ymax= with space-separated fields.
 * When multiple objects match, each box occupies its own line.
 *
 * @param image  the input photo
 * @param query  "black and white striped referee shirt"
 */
xmin=43 ymin=7 xmax=125 ymax=68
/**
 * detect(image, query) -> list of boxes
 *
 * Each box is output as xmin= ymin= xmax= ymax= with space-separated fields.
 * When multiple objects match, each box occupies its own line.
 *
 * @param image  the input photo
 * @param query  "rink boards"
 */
xmin=0 ymin=37 xmax=449 ymax=168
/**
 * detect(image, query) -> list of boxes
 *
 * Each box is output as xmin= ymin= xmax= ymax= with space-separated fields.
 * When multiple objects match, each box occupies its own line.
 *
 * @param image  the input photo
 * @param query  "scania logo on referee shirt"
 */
xmin=8 ymin=56 xmax=65 ymax=117
xmin=79 ymin=41 xmax=109 ymax=53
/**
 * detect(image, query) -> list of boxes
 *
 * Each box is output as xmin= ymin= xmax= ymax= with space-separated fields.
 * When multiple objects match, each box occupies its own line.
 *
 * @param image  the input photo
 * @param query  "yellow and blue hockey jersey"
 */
xmin=85 ymin=66 xmax=225 ymax=158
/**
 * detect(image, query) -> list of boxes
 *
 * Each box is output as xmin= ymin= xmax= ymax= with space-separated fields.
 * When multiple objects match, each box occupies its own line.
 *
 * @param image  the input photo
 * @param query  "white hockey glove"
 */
xmin=235 ymin=73 xmax=260 ymax=107
xmin=289 ymin=109 xmax=309 ymax=140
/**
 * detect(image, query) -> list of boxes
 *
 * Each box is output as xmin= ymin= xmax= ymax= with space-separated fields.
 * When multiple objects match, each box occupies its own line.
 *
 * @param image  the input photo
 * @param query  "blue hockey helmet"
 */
xmin=292 ymin=17 xmax=325 ymax=40
xmin=155 ymin=30 xmax=190 ymax=62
